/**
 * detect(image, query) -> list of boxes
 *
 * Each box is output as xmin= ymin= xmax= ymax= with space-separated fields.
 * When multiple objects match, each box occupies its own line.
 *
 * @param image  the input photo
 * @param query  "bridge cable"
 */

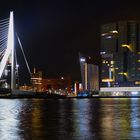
xmin=16 ymin=33 xmax=32 ymax=77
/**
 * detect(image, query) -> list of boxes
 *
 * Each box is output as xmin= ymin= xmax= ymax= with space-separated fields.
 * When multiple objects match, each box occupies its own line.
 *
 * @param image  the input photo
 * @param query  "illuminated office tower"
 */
xmin=87 ymin=64 xmax=99 ymax=90
xmin=100 ymin=21 xmax=140 ymax=87
xmin=79 ymin=53 xmax=99 ymax=91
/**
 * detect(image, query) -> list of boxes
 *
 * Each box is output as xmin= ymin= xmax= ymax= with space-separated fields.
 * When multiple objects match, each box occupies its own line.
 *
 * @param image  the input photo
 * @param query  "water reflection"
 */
xmin=99 ymin=98 xmax=132 ymax=139
xmin=0 ymin=99 xmax=23 ymax=140
xmin=130 ymin=98 xmax=140 ymax=139
xmin=0 ymin=98 xmax=140 ymax=139
xmin=57 ymin=99 xmax=97 ymax=139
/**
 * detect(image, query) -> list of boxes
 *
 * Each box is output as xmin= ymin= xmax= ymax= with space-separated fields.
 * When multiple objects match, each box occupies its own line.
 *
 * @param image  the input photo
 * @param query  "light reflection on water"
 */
xmin=0 ymin=99 xmax=23 ymax=140
xmin=0 ymin=98 xmax=140 ymax=139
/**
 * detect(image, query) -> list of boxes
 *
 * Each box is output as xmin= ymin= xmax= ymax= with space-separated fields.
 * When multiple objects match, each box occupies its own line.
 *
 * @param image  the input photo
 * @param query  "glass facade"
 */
xmin=101 ymin=21 xmax=140 ymax=87
xmin=79 ymin=53 xmax=99 ymax=91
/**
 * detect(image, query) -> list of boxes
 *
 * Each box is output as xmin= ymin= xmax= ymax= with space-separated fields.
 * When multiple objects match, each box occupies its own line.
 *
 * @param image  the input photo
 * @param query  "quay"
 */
xmin=0 ymin=90 xmax=140 ymax=99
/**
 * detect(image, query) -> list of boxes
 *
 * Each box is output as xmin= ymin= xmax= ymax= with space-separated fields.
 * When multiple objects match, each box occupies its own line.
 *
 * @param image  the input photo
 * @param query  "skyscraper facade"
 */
xmin=79 ymin=53 xmax=99 ymax=91
xmin=100 ymin=21 xmax=140 ymax=87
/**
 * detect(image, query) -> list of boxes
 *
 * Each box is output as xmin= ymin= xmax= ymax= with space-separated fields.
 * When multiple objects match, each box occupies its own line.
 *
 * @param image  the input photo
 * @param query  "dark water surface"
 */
xmin=0 ymin=98 xmax=140 ymax=140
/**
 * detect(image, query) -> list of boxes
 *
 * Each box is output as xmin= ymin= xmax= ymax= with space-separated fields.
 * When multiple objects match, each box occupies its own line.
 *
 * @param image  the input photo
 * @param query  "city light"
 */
xmin=109 ymin=30 xmax=118 ymax=34
xmin=106 ymin=36 xmax=112 ymax=39
xmin=110 ymin=61 xmax=114 ymax=64
xmin=100 ymin=52 xmax=106 ymax=55
xmin=80 ymin=58 xmax=85 ymax=62
xmin=101 ymin=33 xmax=108 ymax=36
xmin=101 ymin=30 xmax=118 ymax=37
xmin=61 ymin=77 xmax=64 ymax=80
xmin=131 ymin=91 xmax=139 ymax=95
xmin=121 ymin=44 xmax=133 ymax=52
xmin=118 ymin=72 xmax=128 ymax=76
xmin=102 ymin=79 xmax=114 ymax=82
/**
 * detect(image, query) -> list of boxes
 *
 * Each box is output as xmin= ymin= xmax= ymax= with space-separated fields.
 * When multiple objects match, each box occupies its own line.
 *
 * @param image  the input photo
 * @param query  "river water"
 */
xmin=0 ymin=98 xmax=140 ymax=140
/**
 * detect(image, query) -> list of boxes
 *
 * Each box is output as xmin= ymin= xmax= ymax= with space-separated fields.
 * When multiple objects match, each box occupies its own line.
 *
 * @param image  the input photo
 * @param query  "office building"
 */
xmin=79 ymin=53 xmax=99 ymax=91
xmin=100 ymin=21 xmax=140 ymax=87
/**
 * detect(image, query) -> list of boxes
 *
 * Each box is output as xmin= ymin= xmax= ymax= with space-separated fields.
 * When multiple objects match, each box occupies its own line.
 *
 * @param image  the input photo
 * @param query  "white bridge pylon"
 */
xmin=0 ymin=11 xmax=31 ymax=90
xmin=0 ymin=11 xmax=15 ymax=89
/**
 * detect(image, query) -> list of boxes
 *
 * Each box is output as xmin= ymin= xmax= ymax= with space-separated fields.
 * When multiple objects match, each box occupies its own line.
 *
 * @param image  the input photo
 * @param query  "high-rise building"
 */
xmin=79 ymin=53 xmax=99 ymax=91
xmin=100 ymin=21 xmax=140 ymax=87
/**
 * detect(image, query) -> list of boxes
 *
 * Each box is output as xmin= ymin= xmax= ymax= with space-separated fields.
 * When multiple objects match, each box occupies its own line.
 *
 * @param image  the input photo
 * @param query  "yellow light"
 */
xmin=122 ymin=44 xmax=129 ymax=47
xmin=123 ymin=73 xmax=127 ymax=76
xmin=102 ymin=79 xmax=114 ymax=82
xmin=135 ymin=81 xmax=140 ymax=84
xmin=138 ymin=60 xmax=140 ymax=62
xmin=118 ymin=72 xmax=123 ymax=74
xmin=118 ymin=72 xmax=127 ymax=76
xmin=121 ymin=44 xmax=133 ymax=52
xmin=110 ymin=68 xmax=114 ymax=71
xmin=111 ymin=61 xmax=114 ymax=64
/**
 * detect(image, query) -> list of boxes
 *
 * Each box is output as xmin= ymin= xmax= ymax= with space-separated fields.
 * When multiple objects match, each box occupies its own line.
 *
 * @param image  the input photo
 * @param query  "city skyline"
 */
xmin=1 ymin=1 xmax=140 ymax=82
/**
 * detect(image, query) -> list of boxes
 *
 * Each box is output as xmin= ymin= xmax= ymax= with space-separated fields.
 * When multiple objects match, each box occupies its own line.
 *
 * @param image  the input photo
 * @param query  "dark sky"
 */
xmin=1 ymin=0 xmax=140 ymax=83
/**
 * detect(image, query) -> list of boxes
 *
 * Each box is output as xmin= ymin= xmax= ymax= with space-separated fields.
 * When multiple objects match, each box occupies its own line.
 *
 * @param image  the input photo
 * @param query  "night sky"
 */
xmin=1 ymin=0 xmax=140 ymax=83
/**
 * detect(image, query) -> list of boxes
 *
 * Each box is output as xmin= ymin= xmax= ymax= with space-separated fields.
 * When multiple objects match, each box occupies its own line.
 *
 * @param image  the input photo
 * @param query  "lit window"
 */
xmin=110 ymin=30 xmax=118 ymax=34
xmin=106 ymin=36 xmax=112 ymax=39
xmin=80 ymin=58 xmax=85 ymax=62
xmin=100 ymin=52 xmax=106 ymax=55
xmin=111 ymin=61 xmax=114 ymax=64
xmin=102 ymin=60 xmax=106 ymax=64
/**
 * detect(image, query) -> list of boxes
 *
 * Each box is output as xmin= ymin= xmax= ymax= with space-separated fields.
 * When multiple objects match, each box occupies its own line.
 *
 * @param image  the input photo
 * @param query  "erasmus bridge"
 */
xmin=0 ymin=11 xmax=31 ymax=92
